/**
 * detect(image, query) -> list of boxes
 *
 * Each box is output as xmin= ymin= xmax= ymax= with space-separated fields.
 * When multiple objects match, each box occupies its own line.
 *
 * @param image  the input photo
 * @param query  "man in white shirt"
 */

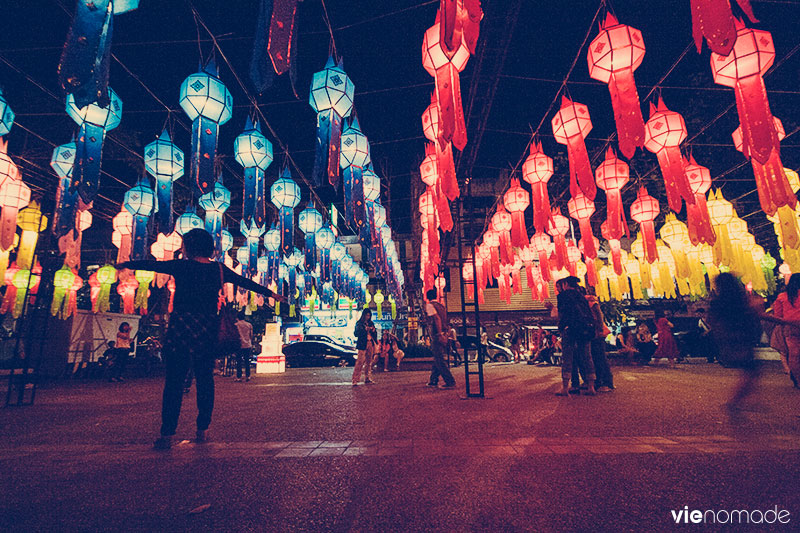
xmin=235 ymin=314 xmax=253 ymax=382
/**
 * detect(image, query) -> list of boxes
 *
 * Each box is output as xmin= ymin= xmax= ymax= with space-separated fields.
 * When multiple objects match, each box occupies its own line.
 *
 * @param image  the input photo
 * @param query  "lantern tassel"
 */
xmin=608 ymin=68 xmax=646 ymax=159
xmin=268 ymin=0 xmax=298 ymax=75
xmin=191 ymin=117 xmax=218 ymax=195
xmin=435 ymin=63 xmax=468 ymax=151
xmin=73 ymin=123 xmax=104 ymax=204
xmin=566 ymin=134 xmax=596 ymax=200
xmin=734 ymin=75 xmax=779 ymax=165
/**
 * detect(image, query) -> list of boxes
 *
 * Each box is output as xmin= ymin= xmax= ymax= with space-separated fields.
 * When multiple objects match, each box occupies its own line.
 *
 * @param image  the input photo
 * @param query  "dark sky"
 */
xmin=0 ymin=0 xmax=798 ymax=263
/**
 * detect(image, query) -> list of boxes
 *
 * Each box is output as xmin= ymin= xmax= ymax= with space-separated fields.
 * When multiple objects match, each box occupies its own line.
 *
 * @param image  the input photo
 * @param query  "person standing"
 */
xmin=234 ymin=313 xmax=253 ymax=382
xmin=351 ymin=309 xmax=378 ymax=385
xmin=652 ymin=311 xmax=679 ymax=366
xmin=448 ymin=327 xmax=462 ymax=366
xmin=425 ymin=289 xmax=456 ymax=389
xmin=109 ymin=322 xmax=133 ymax=382
xmin=118 ymin=228 xmax=282 ymax=450
xmin=770 ymin=273 xmax=800 ymax=388
xmin=552 ymin=276 xmax=596 ymax=396
xmin=584 ymin=287 xmax=613 ymax=391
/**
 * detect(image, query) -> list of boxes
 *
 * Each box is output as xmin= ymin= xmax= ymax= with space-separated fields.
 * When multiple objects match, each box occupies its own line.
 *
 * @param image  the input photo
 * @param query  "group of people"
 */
xmin=615 ymin=313 xmax=680 ymax=366
xmin=350 ymin=309 xmax=405 ymax=385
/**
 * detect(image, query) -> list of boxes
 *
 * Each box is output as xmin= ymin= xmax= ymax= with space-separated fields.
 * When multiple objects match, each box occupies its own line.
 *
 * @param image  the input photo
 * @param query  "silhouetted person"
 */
xmin=425 ymin=289 xmax=456 ymax=389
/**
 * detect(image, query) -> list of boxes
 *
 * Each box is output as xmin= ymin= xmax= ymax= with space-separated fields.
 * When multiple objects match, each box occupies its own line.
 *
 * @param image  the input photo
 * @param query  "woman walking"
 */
xmin=118 ymin=229 xmax=282 ymax=449
xmin=351 ymin=309 xmax=378 ymax=385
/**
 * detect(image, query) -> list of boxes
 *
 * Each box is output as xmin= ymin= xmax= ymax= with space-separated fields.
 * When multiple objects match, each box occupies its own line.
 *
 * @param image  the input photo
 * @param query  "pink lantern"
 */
xmin=567 ymin=190 xmax=597 ymax=259
xmin=0 ymin=179 xmax=30 ymax=251
xmin=503 ymin=178 xmax=530 ymax=248
xmin=691 ymin=0 xmax=757 ymax=55
xmin=521 ymin=140 xmax=553 ymax=233
xmin=112 ymin=209 xmax=133 ymax=264
xmin=421 ymin=92 xmax=458 ymax=201
xmin=683 ymin=156 xmax=716 ymax=245
xmin=630 ymin=186 xmax=660 ymax=264
xmin=551 ymin=96 xmax=595 ymax=200
xmin=490 ymin=204 xmax=513 ymax=266
xmin=530 ymin=232 xmax=553 ymax=282
xmin=0 ymin=139 xmax=19 ymax=190
xmin=594 ymin=147 xmax=628 ymax=240
xmin=601 ymin=220 xmax=624 ymax=276
xmin=644 ymin=97 xmax=694 ymax=212
xmin=438 ymin=0 xmax=483 ymax=57
xmin=546 ymin=208 xmax=570 ymax=271
xmin=420 ymin=143 xmax=453 ymax=231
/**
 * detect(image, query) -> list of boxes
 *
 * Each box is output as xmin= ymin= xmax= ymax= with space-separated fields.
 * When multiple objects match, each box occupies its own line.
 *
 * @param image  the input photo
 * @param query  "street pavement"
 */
xmin=1 ymin=360 xmax=799 ymax=532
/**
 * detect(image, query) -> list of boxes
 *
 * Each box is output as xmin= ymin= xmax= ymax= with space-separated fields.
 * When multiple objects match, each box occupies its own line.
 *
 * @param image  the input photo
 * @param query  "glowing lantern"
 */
xmin=691 ymin=0 xmax=758 ymax=55
xmin=567 ymin=191 xmax=596 ymax=260
xmin=58 ymin=207 xmax=91 ymax=269
xmin=707 ymin=189 xmax=736 ymax=266
xmin=419 ymin=189 xmax=439 ymax=290
xmin=16 ymin=201 xmax=47 ymax=270
xmin=0 ymin=178 xmax=30 ymax=251
xmin=0 ymin=88 xmax=15 ymax=136
xmin=340 ymin=118 xmax=370 ymax=229
xmin=51 ymin=137 xmax=80 ymax=239
xmin=180 ymin=59 xmax=233 ymax=195
xmin=587 ymin=13 xmax=646 ymax=158
xmin=123 ymin=179 xmax=155 ymax=260
xmin=422 ymin=19 xmax=470 ymax=151
xmin=6 ymin=268 xmax=34 ymax=318
xmin=298 ymin=202 xmax=323 ymax=276
xmin=239 ymin=220 xmax=265 ymax=277
xmin=629 ymin=187 xmax=660 ymax=264
xmin=643 ymin=97 xmax=694 ymax=212
xmin=0 ymin=140 xmax=19 ymax=193
xmin=601 ymin=220 xmax=624 ymax=276
xmin=265 ymin=225 xmax=282 ymax=285
xmin=683 ymin=155 xmax=716 ymax=245
xmin=0 ymin=233 xmax=17 ymax=282
xmin=503 ymin=178 xmax=530 ymax=248
xmin=65 ymin=87 xmax=122 ymax=203
xmin=421 ymin=93 xmax=458 ymax=201
xmin=117 ymin=276 xmax=138 ymax=315
xmin=315 ymin=224 xmax=335 ymax=284
xmin=270 ymin=168 xmax=301 ymax=255
xmin=174 ymin=205 xmax=203 ymax=235
xmin=94 ymin=265 xmax=117 ymax=313
xmin=198 ymin=176 xmax=231 ymax=259
xmin=551 ymin=96 xmax=595 ymax=200
xmin=660 ymin=214 xmax=692 ymax=280
xmin=522 ymin=141 xmax=553 ymax=234
xmin=594 ymin=147 xmax=628 ymax=240
xmin=420 ymin=143 xmax=453 ymax=232
xmin=711 ymin=21 xmax=778 ymax=166
xmin=373 ymin=289 xmax=385 ymax=320
xmin=51 ymin=267 xmax=75 ymax=318
xmin=438 ymin=0 xmax=483 ymax=56
xmin=135 ymin=269 xmax=154 ymax=313
xmin=150 ymin=231 xmax=182 ymax=287
xmin=490 ymin=204 xmax=514 ymax=266
xmin=309 ymin=57 xmax=354 ymax=188
xmin=234 ymin=117 xmax=272 ymax=227
xmin=546 ymin=208 xmax=570 ymax=271
xmin=144 ymin=129 xmax=184 ymax=230
xmin=362 ymin=169 xmax=382 ymax=259
xmin=530 ymin=231 xmax=553 ymax=282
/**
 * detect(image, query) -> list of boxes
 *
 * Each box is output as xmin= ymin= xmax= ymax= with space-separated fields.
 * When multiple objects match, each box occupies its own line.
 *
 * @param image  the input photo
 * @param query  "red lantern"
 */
xmin=712 ymin=20 xmax=777 ymax=165
xmin=482 ymin=230 xmax=501 ymax=280
xmin=644 ymin=97 xmax=695 ymax=213
xmin=732 ymin=117 xmax=795 ymax=217
xmin=587 ymin=13 xmax=646 ymax=159
xmin=683 ymin=155 xmax=717 ymax=245
xmin=568 ymin=191 xmax=597 ymax=260
xmin=419 ymin=189 xmax=439 ymax=277
xmin=421 ymin=93 xmax=458 ymax=201
xmin=601 ymin=220 xmax=624 ymax=276
xmin=439 ymin=0 xmax=483 ymax=56
xmin=551 ymin=96 xmax=596 ymax=200
xmin=423 ymin=17 xmax=470 ymax=151
xmin=566 ymin=239 xmax=581 ymax=277
xmin=692 ymin=0 xmax=758 ymax=55
xmin=595 ymin=147 xmax=629 ymax=240
xmin=503 ymin=178 xmax=530 ymax=248
xmin=530 ymin=231 xmax=553 ymax=282
xmin=546 ymin=208 xmax=570 ymax=271
xmin=420 ymin=143 xmax=453 ymax=231
xmin=521 ymin=141 xmax=553 ymax=233
xmin=490 ymin=204 xmax=513 ymax=266
xmin=579 ymin=236 xmax=599 ymax=287
xmin=630 ymin=186 xmax=660 ymax=264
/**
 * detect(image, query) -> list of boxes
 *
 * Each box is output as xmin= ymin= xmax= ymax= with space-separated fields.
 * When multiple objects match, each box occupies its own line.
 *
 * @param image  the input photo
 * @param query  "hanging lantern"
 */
xmin=521 ymin=141 xmax=553 ymax=233
xmin=59 ymin=207 xmax=90 ymax=269
xmin=594 ymin=147 xmax=628 ymax=240
xmin=315 ymin=224 xmax=335 ymax=284
xmin=567 ymin=191 xmax=597 ymax=260
xmin=373 ymin=289 xmax=385 ymax=320
xmin=0 ymin=140 xmax=19 ymax=193
xmin=630 ymin=186 xmax=660 ymax=264
xmin=264 ymin=225 xmax=282 ymax=286
xmin=439 ymin=0 xmax=483 ymax=56
xmin=601 ymin=220 xmax=624 ymax=276
xmin=174 ymin=205 xmax=204 ymax=235
xmin=144 ymin=129 xmax=184 ymax=230
xmin=643 ymin=97 xmax=694 ymax=212
xmin=503 ymin=178 xmax=530 ymax=248
xmin=270 ymin=168 xmax=301 ymax=256
xmin=420 ymin=144 xmax=453 ymax=233
xmin=707 ymin=189 xmax=736 ymax=267
xmin=112 ymin=209 xmax=133 ymax=263
xmin=419 ymin=189 xmax=439 ymax=290
xmin=117 ymin=276 xmax=138 ymax=315
xmin=546 ymin=208 xmax=570 ymax=271
xmin=0 ymin=233 xmax=17 ymax=283
xmin=587 ymin=13 xmax=646 ymax=159
xmin=0 ymin=178 xmax=30 ymax=251
xmin=683 ymin=156 xmax=716 ymax=246
xmin=0 ymin=88 xmax=15 ymax=136
xmin=362 ymin=169 xmax=382 ymax=261
xmin=551 ymin=96 xmax=595 ymax=200
xmin=340 ymin=118 xmax=370 ymax=229
xmin=422 ymin=17 xmax=470 ymax=151
xmin=123 ymin=179 xmax=155 ymax=260
xmin=298 ymin=201 xmax=323 ymax=275
xmin=239 ymin=219 xmax=265 ymax=276
xmin=16 ymin=201 xmax=47 ymax=270
xmin=198 ymin=176 xmax=231 ymax=259
xmin=421 ymin=92 xmax=459 ymax=201
xmin=234 ymin=117 xmax=273 ymax=227
xmin=490 ymin=204 xmax=514 ymax=266
xmin=51 ymin=267 xmax=75 ymax=318
xmin=530 ymin=231 xmax=554 ymax=282
xmin=94 ymin=264 xmax=116 ymax=313
xmin=691 ymin=0 xmax=758 ymax=55
xmin=134 ymin=269 xmax=154 ymax=314
xmin=309 ymin=57 xmax=354 ymax=188
xmin=51 ymin=137 xmax=81 ymax=239
xmin=566 ymin=239 xmax=582 ymax=277
xmin=65 ymin=87 xmax=123 ymax=203
xmin=179 ymin=59 xmax=233 ymax=195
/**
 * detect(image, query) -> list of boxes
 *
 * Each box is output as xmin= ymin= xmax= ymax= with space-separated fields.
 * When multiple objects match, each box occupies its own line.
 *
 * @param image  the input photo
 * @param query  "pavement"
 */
xmin=1 ymin=360 xmax=799 ymax=532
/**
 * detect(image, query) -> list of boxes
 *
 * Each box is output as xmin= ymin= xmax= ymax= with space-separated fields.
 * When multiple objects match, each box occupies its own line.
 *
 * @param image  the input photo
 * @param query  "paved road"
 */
xmin=1 ymin=361 xmax=798 ymax=531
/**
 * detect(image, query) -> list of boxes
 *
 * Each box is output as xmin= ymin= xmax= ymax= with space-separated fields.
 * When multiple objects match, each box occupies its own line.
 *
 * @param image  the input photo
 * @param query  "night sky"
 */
xmin=0 ymin=0 xmax=798 ymax=264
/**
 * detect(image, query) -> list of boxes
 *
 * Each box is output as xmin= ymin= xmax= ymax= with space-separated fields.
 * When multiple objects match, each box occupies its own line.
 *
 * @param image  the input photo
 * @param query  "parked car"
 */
xmin=282 ymin=340 xmax=357 ymax=367
xmin=456 ymin=335 xmax=515 ymax=362
xmin=303 ymin=334 xmax=356 ymax=350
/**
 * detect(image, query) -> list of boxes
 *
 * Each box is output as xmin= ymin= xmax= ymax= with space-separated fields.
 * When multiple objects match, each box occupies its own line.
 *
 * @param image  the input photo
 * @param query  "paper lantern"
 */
xmin=566 ymin=239 xmax=582 ymax=277
xmin=117 ymin=276 xmax=138 ymax=315
xmin=174 ymin=205 xmax=203 ymax=236
xmin=438 ymin=0 xmax=483 ymax=56
xmin=601 ymin=220 xmax=624 ymax=276
xmin=691 ymin=0 xmax=758 ymax=55
xmin=567 ymin=191 xmax=597 ymax=260
xmin=421 ymin=92 xmax=459 ymax=201
xmin=51 ymin=267 xmax=75 ymax=318
xmin=420 ymin=143 xmax=453 ymax=233
xmin=419 ymin=189 xmax=439 ymax=290
xmin=123 ymin=179 xmax=155 ymax=260
xmin=503 ymin=178 xmax=530 ymax=248
xmin=264 ymin=225 xmax=282 ymax=285
xmin=315 ymin=224 xmax=335 ymax=284
xmin=490 ymin=204 xmax=514 ymax=266
xmin=643 ymin=97 xmax=694 ymax=212
xmin=629 ymin=187 xmax=660 ymax=264
xmin=65 ymin=87 xmax=122 ymax=203
xmin=594 ymin=147 xmax=628 ymax=240
xmin=239 ymin=219 xmax=265 ymax=277
xmin=707 ymin=189 xmax=735 ymax=267
xmin=198 ymin=176 xmax=231 ymax=259
xmin=0 ymin=88 xmax=15 ymax=136
xmin=144 ymin=129 xmax=184 ymax=230
xmin=552 ymin=96 xmax=595 ymax=200
xmin=94 ymin=265 xmax=116 ymax=313
xmin=16 ymin=201 xmax=47 ymax=270
xmin=546 ymin=208 xmax=570 ymax=271
xmin=0 ymin=139 xmax=19 ymax=190
xmin=50 ymin=138 xmax=81 ymax=239
xmin=0 ymin=178 xmax=30 ymax=251
xmin=422 ymin=19 xmax=470 ymax=151
xmin=298 ymin=202 xmax=323 ymax=275
xmin=234 ymin=117 xmax=272 ymax=227
xmin=587 ymin=13 xmax=646 ymax=158
xmin=309 ymin=57 xmax=354 ymax=188
xmin=340 ymin=118 xmax=370 ymax=229
xmin=362 ymin=169 xmax=383 ymax=260
xmin=530 ymin=231 xmax=553 ymax=282
xmin=683 ymin=156 xmax=716 ymax=245
xmin=270 ymin=168 xmax=301 ymax=255
xmin=521 ymin=141 xmax=553 ymax=233
xmin=180 ymin=59 xmax=233 ymax=195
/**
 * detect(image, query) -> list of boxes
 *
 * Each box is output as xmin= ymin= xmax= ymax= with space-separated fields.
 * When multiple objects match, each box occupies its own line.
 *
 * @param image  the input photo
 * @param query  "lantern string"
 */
xmin=319 ymin=0 xmax=339 ymax=60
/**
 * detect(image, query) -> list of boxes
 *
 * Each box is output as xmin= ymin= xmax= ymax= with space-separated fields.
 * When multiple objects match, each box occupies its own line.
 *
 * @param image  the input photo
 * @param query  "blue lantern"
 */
xmin=309 ymin=57 xmax=355 ymax=188
xmin=240 ymin=219 xmax=265 ymax=276
xmin=340 ymin=118 xmax=370 ymax=229
xmin=330 ymin=242 xmax=346 ymax=293
xmin=236 ymin=246 xmax=250 ymax=273
xmin=315 ymin=224 xmax=335 ymax=284
xmin=0 ymin=89 xmax=15 ymax=136
xmin=174 ymin=205 xmax=204 ymax=235
xmin=58 ymin=0 xmax=138 ymax=109
xmin=123 ymin=179 xmax=155 ymax=260
xmin=284 ymin=247 xmax=303 ymax=307
xmin=198 ymin=176 xmax=231 ymax=260
xmin=270 ymin=168 xmax=301 ymax=256
xmin=180 ymin=59 xmax=233 ymax=195
xmin=144 ymin=129 xmax=184 ymax=230
xmin=257 ymin=254 xmax=270 ymax=285
xmin=298 ymin=201 xmax=323 ymax=274
xmin=234 ymin=117 xmax=273 ymax=227
xmin=65 ymin=86 xmax=122 ymax=203
xmin=50 ymin=138 xmax=79 ymax=238
xmin=264 ymin=225 xmax=281 ymax=286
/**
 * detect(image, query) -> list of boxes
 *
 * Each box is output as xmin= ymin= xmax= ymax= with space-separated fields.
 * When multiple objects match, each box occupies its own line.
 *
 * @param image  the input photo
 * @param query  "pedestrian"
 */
xmin=109 ymin=322 xmax=134 ymax=382
xmin=652 ymin=311 xmax=679 ymax=366
xmin=770 ymin=273 xmax=800 ymax=388
xmin=118 ymin=228 xmax=283 ymax=450
xmin=616 ymin=327 xmax=638 ymax=364
xmin=510 ymin=325 xmax=521 ymax=363
xmin=585 ymin=286 xmax=614 ymax=391
xmin=425 ymin=288 xmax=456 ymax=389
xmin=635 ymin=322 xmax=656 ymax=364
xmin=448 ymin=327 xmax=462 ymax=366
xmin=552 ymin=276 xmax=596 ymax=396
xmin=479 ymin=326 xmax=489 ymax=362
xmin=378 ymin=333 xmax=393 ymax=372
xmin=351 ymin=309 xmax=378 ymax=385
xmin=392 ymin=338 xmax=405 ymax=370
xmin=234 ymin=313 xmax=253 ymax=382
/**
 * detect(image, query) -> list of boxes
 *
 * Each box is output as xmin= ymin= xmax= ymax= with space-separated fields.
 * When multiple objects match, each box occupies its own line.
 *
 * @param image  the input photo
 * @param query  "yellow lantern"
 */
xmin=135 ymin=270 xmax=154 ymax=313
xmin=373 ymin=289 xmax=385 ymax=320
xmin=95 ymin=265 xmax=117 ymax=313
xmin=16 ymin=201 xmax=47 ymax=270
xmin=51 ymin=267 xmax=76 ymax=318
